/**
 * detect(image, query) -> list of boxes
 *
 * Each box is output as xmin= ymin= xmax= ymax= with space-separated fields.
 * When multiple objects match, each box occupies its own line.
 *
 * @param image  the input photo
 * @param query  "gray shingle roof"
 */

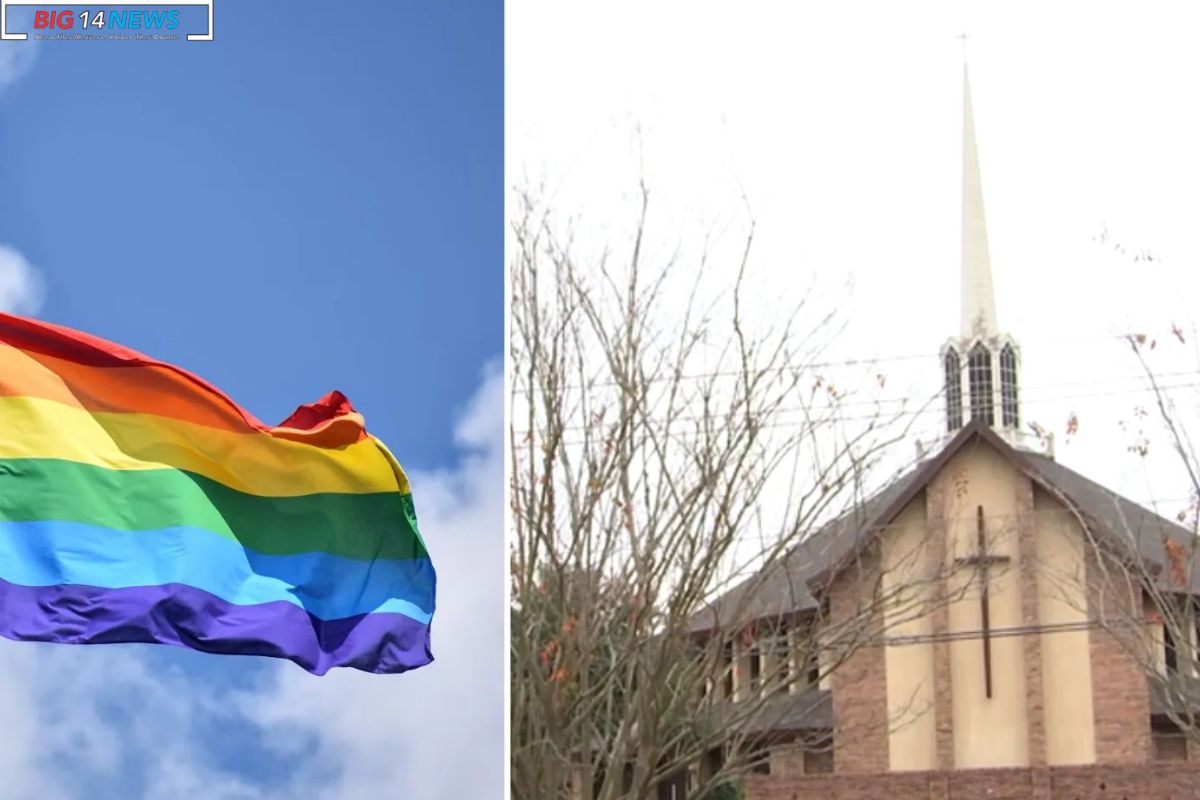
xmin=690 ymin=468 xmax=926 ymax=632
xmin=738 ymin=687 xmax=832 ymax=733
xmin=695 ymin=419 xmax=1199 ymax=632
xmin=1022 ymin=450 xmax=1197 ymax=589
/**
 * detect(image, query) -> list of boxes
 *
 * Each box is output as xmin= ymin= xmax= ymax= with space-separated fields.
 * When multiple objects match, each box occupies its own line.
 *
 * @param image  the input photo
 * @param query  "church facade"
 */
xmin=694 ymin=67 xmax=1200 ymax=800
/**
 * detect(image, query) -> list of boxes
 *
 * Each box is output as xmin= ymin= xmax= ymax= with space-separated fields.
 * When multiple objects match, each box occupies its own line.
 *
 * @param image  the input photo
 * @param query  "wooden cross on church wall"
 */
xmin=954 ymin=505 xmax=1010 ymax=699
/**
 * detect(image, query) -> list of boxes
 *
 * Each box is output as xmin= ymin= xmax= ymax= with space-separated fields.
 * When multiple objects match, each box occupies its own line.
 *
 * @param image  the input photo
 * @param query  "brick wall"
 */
xmin=1086 ymin=553 xmax=1152 ymax=764
xmin=742 ymin=762 xmax=1200 ymax=800
xmin=768 ymin=747 xmax=805 ymax=779
xmin=1187 ymin=732 xmax=1200 ymax=763
xmin=1014 ymin=477 xmax=1047 ymax=771
xmin=827 ymin=544 xmax=889 ymax=774
xmin=925 ymin=480 xmax=955 ymax=770
xmin=804 ymin=446 xmax=1160 ymax=786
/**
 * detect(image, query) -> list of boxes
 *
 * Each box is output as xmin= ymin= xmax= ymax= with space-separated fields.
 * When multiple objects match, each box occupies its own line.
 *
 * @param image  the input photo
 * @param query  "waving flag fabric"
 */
xmin=0 ymin=312 xmax=434 ymax=675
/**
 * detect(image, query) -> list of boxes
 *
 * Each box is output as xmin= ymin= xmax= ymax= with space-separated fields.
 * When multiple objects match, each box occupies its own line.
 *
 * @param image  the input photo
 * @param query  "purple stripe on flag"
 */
xmin=0 ymin=577 xmax=433 ymax=675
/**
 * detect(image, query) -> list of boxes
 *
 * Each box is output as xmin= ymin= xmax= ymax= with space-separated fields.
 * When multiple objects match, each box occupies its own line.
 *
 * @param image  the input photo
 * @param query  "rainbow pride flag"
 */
xmin=0 ymin=312 xmax=434 ymax=675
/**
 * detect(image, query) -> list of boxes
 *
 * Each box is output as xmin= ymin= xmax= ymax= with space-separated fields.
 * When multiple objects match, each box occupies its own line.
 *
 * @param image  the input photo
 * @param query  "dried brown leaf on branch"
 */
xmin=1163 ymin=537 xmax=1190 ymax=589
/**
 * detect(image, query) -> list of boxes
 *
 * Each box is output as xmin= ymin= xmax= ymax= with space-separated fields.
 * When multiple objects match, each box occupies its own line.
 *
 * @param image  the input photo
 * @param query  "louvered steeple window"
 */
xmin=968 ymin=344 xmax=993 ymax=426
xmin=944 ymin=348 xmax=963 ymax=432
xmin=999 ymin=344 xmax=1018 ymax=428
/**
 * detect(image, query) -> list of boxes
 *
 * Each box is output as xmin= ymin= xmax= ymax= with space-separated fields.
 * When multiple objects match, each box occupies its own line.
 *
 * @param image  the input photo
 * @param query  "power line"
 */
xmin=878 ymin=617 xmax=1141 ymax=648
xmin=509 ymin=333 xmax=1192 ymax=393
xmin=512 ymin=378 xmax=1200 ymax=441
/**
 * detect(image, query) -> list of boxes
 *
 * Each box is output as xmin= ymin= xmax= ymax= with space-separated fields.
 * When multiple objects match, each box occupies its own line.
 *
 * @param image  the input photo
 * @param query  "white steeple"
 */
xmin=961 ymin=65 xmax=998 ymax=339
xmin=940 ymin=57 xmax=1046 ymax=454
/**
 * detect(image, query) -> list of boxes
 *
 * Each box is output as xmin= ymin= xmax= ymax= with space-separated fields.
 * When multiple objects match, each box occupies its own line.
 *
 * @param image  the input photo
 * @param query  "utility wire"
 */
xmin=513 ymin=378 xmax=1200 ymax=440
xmin=509 ymin=333 xmax=1192 ymax=393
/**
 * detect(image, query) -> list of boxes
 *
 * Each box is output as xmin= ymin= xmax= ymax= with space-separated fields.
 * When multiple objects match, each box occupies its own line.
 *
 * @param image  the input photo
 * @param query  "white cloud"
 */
xmin=0 ymin=361 xmax=504 ymax=799
xmin=0 ymin=40 xmax=36 ymax=92
xmin=0 ymin=245 xmax=45 ymax=315
xmin=0 ymin=641 xmax=272 ymax=800
xmin=454 ymin=359 xmax=504 ymax=451
xmin=236 ymin=359 xmax=506 ymax=799
xmin=0 ymin=645 xmax=64 ymax=800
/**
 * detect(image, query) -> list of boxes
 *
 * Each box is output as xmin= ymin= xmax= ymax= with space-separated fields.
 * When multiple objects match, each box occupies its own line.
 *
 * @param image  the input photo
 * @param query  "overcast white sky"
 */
xmin=508 ymin=1 xmax=1200 ymax=519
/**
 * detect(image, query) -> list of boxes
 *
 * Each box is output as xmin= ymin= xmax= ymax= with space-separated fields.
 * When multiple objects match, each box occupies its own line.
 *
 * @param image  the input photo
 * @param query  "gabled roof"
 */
xmin=693 ymin=418 xmax=1198 ymax=632
xmin=1021 ymin=448 xmax=1193 ymax=587
xmin=689 ymin=462 xmax=925 ymax=632
xmin=738 ymin=687 xmax=832 ymax=734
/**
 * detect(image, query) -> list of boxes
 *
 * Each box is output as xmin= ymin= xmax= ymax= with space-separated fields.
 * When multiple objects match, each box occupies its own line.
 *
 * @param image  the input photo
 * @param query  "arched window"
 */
xmin=968 ymin=344 xmax=994 ymax=426
xmin=999 ymin=344 xmax=1019 ymax=428
xmin=944 ymin=348 xmax=963 ymax=432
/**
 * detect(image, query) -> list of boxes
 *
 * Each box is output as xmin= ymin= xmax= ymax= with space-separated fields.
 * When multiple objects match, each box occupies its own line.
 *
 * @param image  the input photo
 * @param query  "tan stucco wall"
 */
xmin=1141 ymin=592 xmax=1198 ymax=679
xmin=1032 ymin=488 xmax=1096 ymax=765
xmin=733 ymin=638 xmax=745 ymax=701
xmin=881 ymin=493 xmax=937 ymax=770
xmin=817 ymin=629 xmax=832 ymax=691
xmin=1182 ymin=615 xmax=1197 ymax=678
xmin=788 ymin=624 xmax=827 ymax=694
xmin=939 ymin=444 xmax=1030 ymax=768
xmin=1146 ymin=599 xmax=1167 ymax=678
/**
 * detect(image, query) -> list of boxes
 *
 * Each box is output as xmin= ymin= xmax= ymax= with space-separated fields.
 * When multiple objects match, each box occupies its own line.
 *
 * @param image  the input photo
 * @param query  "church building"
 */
xmin=694 ymin=66 xmax=1200 ymax=800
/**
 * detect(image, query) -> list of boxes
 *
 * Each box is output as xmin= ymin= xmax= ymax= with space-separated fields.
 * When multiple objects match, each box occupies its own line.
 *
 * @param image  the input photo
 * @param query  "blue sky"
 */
xmin=0 ymin=2 xmax=502 ymax=798
xmin=0 ymin=1 xmax=500 ymax=466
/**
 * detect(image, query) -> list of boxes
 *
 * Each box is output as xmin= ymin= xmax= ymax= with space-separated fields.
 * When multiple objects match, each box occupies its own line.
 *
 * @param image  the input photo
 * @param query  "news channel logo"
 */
xmin=1 ymin=2 xmax=213 ymax=41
